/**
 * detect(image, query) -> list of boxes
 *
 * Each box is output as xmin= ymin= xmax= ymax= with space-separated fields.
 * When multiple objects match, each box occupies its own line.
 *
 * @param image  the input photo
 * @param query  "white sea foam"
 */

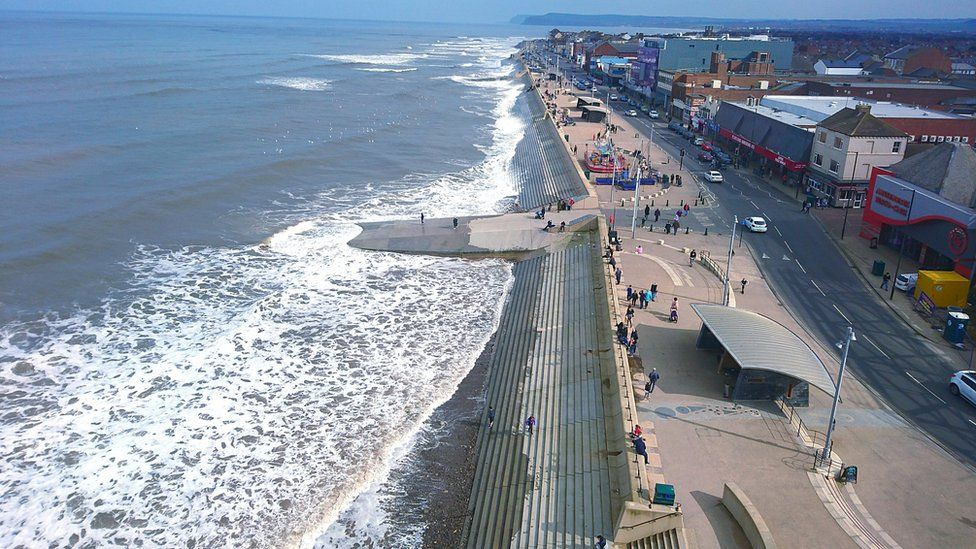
xmin=259 ymin=77 xmax=332 ymax=91
xmin=305 ymin=53 xmax=428 ymax=66
xmin=355 ymin=67 xmax=419 ymax=73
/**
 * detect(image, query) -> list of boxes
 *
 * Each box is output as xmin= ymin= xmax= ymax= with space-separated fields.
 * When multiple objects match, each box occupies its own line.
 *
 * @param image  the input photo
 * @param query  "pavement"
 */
xmin=535 ymin=68 xmax=976 ymax=549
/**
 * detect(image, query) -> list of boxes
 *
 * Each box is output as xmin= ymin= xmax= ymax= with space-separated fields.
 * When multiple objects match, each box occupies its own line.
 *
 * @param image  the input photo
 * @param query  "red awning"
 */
xmin=719 ymin=128 xmax=808 ymax=171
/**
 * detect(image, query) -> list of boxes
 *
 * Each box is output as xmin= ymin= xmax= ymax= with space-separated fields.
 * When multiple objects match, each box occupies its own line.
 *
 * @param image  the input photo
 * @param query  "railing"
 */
xmin=776 ymin=396 xmax=827 ymax=448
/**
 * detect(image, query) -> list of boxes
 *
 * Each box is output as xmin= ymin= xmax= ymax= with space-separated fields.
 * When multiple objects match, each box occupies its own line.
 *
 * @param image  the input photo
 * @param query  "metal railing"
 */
xmin=777 ymin=396 xmax=827 ymax=448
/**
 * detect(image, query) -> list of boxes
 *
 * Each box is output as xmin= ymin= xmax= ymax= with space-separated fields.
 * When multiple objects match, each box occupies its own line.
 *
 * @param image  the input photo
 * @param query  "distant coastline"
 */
xmin=511 ymin=12 xmax=976 ymax=34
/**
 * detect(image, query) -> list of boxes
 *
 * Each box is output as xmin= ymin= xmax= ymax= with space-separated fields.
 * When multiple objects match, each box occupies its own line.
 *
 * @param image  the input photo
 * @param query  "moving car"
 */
xmin=609 ymin=93 xmax=618 ymax=101
xmin=626 ymin=109 xmax=639 ymax=117
xmin=704 ymin=171 xmax=724 ymax=183
xmin=742 ymin=216 xmax=768 ymax=233
xmin=592 ymin=87 xmax=598 ymax=93
xmin=894 ymin=272 xmax=918 ymax=292
xmin=949 ymin=370 xmax=976 ymax=406
xmin=700 ymin=142 xmax=713 ymax=152
xmin=697 ymin=151 xmax=713 ymax=162
xmin=648 ymin=109 xmax=659 ymax=119
xmin=668 ymin=122 xmax=682 ymax=132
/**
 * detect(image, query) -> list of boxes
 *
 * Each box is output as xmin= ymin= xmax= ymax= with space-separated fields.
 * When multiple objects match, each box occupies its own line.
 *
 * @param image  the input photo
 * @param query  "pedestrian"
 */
xmin=628 ymin=337 xmax=638 ymax=356
xmin=654 ymin=208 xmax=661 ymax=222
xmin=636 ymin=245 xmax=643 ymax=255
xmin=630 ymin=291 xmax=639 ymax=307
xmin=648 ymin=368 xmax=661 ymax=394
xmin=487 ymin=406 xmax=495 ymax=430
xmin=689 ymin=249 xmax=697 ymax=266
xmin=641 ymin=215 xmax=647 ymax=228
xmin=568 ymin=197 xmax=575 ymax=210
xmin=881 ymin=272 xmax=891 ymax=290
xmin=639 ymin=289 xmax=648 ymax=309
xmin=609 ymin=256 xmax=617 ymax=269
xmin=626 ymin=285 xmax=633 ymax=301
xmin=643 ymin=380 xmax=652 ymax=399
xmin=644 ymin=204 xmax=651 ymax=218
xmin=595 ymin=535 xmax=608 ymax=549
xmin=683 ymin=203 xmax=690 ymax=213
xmin=626 ymin=306 xmax=635 ymax=327
xmin=650 ymin=283 xmax=658 ymax=301
xmin=633 ymin=435 xmax=649 ymax=464
xmin=453 ymin=217 xmax=459 ymax=229
xmin=741 ymin=278 xmax=748 ymax=294
xmin=630 ymin=329 xmax=639 ymax=345
xmin=420 ymin=212 xmax=425 ymax=224
xmin=615 ymin=267 xmax=622 ymax=284
xmin=525 ymin=415 xmax=536 ymax=435
xmin=665 ymin=222 xmax=672 ymax=235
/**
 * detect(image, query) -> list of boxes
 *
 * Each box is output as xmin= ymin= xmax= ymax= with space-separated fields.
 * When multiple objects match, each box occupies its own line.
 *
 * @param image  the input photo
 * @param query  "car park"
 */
xmin=949 ymin=370 xmax=976 ymax=406
xmin=742 ymin=217 xmax=768 ymax=232
xmin=895 ymin=272 xmax=918 ymax=292
xmin=704 ymin=171 xmax=724 ymax=183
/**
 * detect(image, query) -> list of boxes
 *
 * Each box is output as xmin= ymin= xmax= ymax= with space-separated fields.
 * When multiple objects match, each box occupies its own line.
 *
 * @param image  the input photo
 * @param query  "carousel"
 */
xmin=585 ymin=141 xmax=628 ymax=174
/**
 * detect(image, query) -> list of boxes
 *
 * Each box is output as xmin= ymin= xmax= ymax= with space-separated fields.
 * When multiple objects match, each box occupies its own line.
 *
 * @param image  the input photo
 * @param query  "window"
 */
xmin=920 ymin=135 xmax=929 ymax=142
xmin=829 ymin=159 xmax=839 ymax=173
xmin=937 ymin=136 xmax=945 ymax=142
xmin=833 ymin=136 xmax=843 ymax=149
xmin=952 ymin=136 xmax=960 ymax=142
xmin=964 ymin=137 xmax=970 ymax=143
xmin=813 ymin=153 xmax=823 ymax=166
xmin=892 ymin=141 xmax=901 ymax=153
xmin=818 ymin=132 xmax=827 ymax=143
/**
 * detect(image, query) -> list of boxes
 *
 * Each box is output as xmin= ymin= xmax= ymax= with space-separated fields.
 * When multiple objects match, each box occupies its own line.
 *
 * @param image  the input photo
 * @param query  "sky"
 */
xmin=1 ymin=0 xmax=974 ymax=24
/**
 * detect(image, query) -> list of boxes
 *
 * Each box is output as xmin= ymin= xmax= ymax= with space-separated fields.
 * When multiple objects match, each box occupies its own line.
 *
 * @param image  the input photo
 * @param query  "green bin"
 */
xmin=653 ymin=483 xmax=675 ymax=506
xmin=871 ymin=260 xmax=885 ymax=276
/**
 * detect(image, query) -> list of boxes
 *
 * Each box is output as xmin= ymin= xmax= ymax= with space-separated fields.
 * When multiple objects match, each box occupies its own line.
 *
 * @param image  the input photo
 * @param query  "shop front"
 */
xmin=862 ymin=168 xmax=976 ymax=278
xmin=803 ymin=171 xmax=867 ymax=209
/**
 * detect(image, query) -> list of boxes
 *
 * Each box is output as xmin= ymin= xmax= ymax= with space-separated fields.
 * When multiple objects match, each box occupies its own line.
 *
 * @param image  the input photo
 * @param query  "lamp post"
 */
xmin=889 ymin=188 xmax=917 ymax=300
xmin=610 ymin=146 xmax=618 ymax=229
xmin=822 ymin=326 xmax=855 ymax=463
xmin=630 ymin=163 xmax=643 ymax=238
xmin=679 ymin=148 xmax=686 ymax=171
xmin=723 ymin=216 xmax=738 ymax=306
xmin=840 ymin=151 xmax=860 ymax=240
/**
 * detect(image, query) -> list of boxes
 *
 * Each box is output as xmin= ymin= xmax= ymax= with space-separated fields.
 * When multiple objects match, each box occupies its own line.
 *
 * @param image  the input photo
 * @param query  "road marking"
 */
xmin=646 ymin=255 xmax=685 ymax=286
xmin=905 ymin=371 xmax=948 ymax=404
xmin=832 ymin=304 xmax=852 ymax=324
xmin=861 ymin=334 xmax=891 ymax=360
xmin=970 ymin=419 xmax=976 ymax=428
xmin=763 ymin=212 xmax=773 ymax=222
xmin=811 ymin=280 xmax=826 ymax=297
xmin=782 ymin=254 xmax=791 ymax=261
xmin=796 ymin=260 xmax=807 ymax=274
xmin=783 ymin=240 xmax=794 ymax=254
xmin=762 ymin=252 xmax=770 ymax=259
xmin=749 ymin=200 xmax=759 ymax=209
xmin=774 ymin=226 xmax=783 ymax=237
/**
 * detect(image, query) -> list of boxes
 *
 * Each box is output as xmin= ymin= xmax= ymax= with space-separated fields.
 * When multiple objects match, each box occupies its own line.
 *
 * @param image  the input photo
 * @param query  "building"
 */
xmin=713 ymin=99 xmax=815 ymax=190
xmin=862 ymin=143 xmax=976 ymax=278
xmin=952 ymin=61 xmax=976 ymax=76
xmin=814 ymin=58 xmax=866 ymax=76
xmin=654 ymin=34 xmax=794 ymax=72
xmin=805 ymin=105 xmax=908 ymax=208
xmin=801 ymin=80 xmax=976 ymax=111
xmin=594 ymin=56 xmax=632 ymax=86
xmin=883 ymin=46 xmax=952 ymax=76
xmin=758 ymin=95 xmax=976 ymax=146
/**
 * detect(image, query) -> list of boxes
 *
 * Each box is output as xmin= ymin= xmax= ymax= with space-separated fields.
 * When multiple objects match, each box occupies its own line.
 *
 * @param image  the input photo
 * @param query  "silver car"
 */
xmin=949 ymin=370 xmax=976 ymax=406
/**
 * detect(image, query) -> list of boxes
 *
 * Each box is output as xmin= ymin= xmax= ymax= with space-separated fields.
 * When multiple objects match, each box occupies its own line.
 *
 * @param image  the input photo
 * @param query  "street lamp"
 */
xmin=840 ymin=151 xmax=860 ymax=240
xmin=609 ymin=146 xmax=619 ymax=229
xmin=889 ymin=188 xmax=917 ymax=300
xmin=723 ymin=216 xmax=738 ymax=306
xmin=630 ymin=162 xmax=644 ymax=238
xmin=679 ymin=148 xmax=686 ymax=171
xmin=822 ymin=326 xmax=856 ymax=463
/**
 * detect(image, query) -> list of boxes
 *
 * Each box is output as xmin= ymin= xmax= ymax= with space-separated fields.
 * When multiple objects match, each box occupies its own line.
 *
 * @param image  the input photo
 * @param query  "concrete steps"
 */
xmin=624 ymin=529 xmax=684 ymax=549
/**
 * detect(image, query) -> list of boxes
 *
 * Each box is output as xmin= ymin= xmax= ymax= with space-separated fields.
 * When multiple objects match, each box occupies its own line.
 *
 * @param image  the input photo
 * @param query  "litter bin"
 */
xmin=944 ymin=311 xmax=970 ymax=345
xmin=871 ymin=260 xmax=885 ymax=277
xmin=584 ymin=169 xmax=591 ymax=179
xmin=652 ymin=483 xmax=675 ymax=506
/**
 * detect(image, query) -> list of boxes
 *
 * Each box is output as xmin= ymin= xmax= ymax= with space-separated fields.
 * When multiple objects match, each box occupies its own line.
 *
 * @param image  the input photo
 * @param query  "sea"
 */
xmin=0 ymin=12 xmax=535 ymax=548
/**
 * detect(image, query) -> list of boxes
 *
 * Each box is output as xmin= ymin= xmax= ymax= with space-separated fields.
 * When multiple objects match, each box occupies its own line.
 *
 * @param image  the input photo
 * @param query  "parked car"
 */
xmin=628 ymin=99 xmax=638 ymax=106
xmin=626 ymin=109 xmax=639 ymax=117
xmin=697 ymin=152 xmax=713 ymax=162
xmin=592 ymin=87 xmax=599 ymax=93
xmin=668 ymin=122 xmax=682 ymax=132
xmin=609 ymin=93 xmax=618 ymax=101
xmin=742 ymin=216 xmax=768 ymax=233
xmin=895 ymin=272 xmax=918 ymax=292
xmin=700 ymin=142 xmax=713 ymax=152
xmin=693 ymin=136 xmax=705 ymax=146
xmin=704 ymin=171 xmax=724 ymax=183
xmin=949 ymin=370 xmax=976 ymax=406
xmin=648 ymin=109 xmax=659 ymax=119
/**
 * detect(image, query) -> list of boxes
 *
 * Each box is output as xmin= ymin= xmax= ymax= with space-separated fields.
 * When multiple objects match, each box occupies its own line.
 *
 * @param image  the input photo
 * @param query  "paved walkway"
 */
xmin=541 ymin=81 xmax=976 ymax=548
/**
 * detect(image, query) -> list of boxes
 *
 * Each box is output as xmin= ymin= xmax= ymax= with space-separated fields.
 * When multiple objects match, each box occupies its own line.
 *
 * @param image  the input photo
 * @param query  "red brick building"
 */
xmin=883 ymin=46 xmax=952 ymax=76
xmin=802 ymin=80 xmax=976 ymax=111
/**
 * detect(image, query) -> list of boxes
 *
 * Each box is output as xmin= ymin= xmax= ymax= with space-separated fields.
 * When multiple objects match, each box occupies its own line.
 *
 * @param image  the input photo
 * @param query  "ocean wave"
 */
xmin=302 ymin=53 xmax=428 ymax=66
xmin=258 ymin=77 xmax=332 ymax=91
xmin=354 ymin=67 xmax=418 ymax=73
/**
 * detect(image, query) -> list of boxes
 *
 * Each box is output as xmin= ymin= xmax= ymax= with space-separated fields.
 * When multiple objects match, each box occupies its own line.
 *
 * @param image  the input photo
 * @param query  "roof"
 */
xmin=715 ymin=102 xmax=815 ymax=161
xmin=690 ymin=304 xmax=836 ymax=395
xmin=889 ymin=142 xmax=976 ymax=209
xmin=610 ymin=41 xmax=640 ymax=54
xmin=885 ymin=45 xmax=921 ymax=60
xmin=818 ymin=58 xmax=863 ymax=69
xmin=818 ymin=107 xmax=908 ymax=137
xmin=759 ymin=95 xmax=961 ymax=121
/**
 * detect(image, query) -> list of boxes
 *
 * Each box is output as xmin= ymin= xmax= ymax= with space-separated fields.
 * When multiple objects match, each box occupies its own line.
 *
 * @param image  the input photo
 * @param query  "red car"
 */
xmin=697 ymin=151 xmax=713 ymax=162
xmin=700 ymin=142 xmax=713 ymax=152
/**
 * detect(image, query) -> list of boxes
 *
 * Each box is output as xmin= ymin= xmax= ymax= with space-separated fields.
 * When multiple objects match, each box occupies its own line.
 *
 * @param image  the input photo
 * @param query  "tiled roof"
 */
xmin=889 ymin=143 xmax=976 ymax=209
xmin=818 ymin=107 xmax=908 ymax=138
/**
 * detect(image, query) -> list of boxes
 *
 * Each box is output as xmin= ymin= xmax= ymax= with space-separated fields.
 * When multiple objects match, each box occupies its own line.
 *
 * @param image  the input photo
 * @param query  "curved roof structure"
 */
xmin=691 ymin=303 xmax=836 ymax=395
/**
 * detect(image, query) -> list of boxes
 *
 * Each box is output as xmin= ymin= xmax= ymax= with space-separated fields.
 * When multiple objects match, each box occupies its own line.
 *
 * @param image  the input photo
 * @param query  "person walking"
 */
xmin=626 ymin=285 xmax=633 ymax=302
xmin=453 ymin=217 xmax=459 ymax=229
xmin=615 ymin=267 xmax=622 ymax=284
xmin=654 ymin=208 xmax=660 ymax=223
xmin=689 ymin=249 xmax=697 ymax=266
xmin=644 ymin=204 xmax=651 ymax=218
xmin=525 ymin=415 xmax=536 ymax=435
xmin=650 ymin=283 xmax=658 ymax=302
xmin=648 ymin=368 xmax=660 ymax=393
xmin=595 ymin=535 xmax=608 ymax=549
xmin=609 ymin=256 xmax=617 ymax=270
xmin=665 ymin=222 xmax=672 ymax=235
xmin=420 ymin=212 xmax=425 ymax=224
xmin=638 ymin=289 xmax=648 ymax=309
xmin=741 ymin=278 xmax=748 ymax=294
xmin=487 ymin=406 xmax=495 ymax=430
xmin=625 ymin=306 xmax=635 ymax=327
xmin=881 ymin=272 xmax=891 ymax=290
xmin=643 ymin=380 xmax=653 ymax=400
xmin=633 ymin=435 xmax=649 ymax=464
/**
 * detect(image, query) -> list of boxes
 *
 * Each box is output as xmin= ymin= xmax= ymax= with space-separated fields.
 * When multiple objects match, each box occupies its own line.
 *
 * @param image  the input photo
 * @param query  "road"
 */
xmin=562 ymin=67 xmax=976 ymax=467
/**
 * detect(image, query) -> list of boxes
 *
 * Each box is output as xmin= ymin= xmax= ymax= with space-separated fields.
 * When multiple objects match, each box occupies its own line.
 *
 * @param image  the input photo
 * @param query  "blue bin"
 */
xmin=944 ymin=312 xmax=969 ymax=345
xmin=652 ymin=483 xmax=675 ymax=506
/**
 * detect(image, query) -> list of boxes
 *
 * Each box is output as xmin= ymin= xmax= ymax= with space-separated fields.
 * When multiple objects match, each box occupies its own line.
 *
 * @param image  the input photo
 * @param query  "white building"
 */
xmin=813 ymin=58 xmax=866 ymax=76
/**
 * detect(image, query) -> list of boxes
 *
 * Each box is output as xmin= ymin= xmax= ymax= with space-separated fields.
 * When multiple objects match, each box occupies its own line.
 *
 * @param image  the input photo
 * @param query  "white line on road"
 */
xmin=774 ymin=226 xmax=783 ymax=237
xmin=783 ymin=240 xmax=794 ymax=254
xmin=796 ymin=260 xmax=807 ymax=274
xmin=763 ymin=212 xmax=773 ymax=222
xmin=970 ymin=419 xmax=976 ymax=428
xmin=905 ymin=371 xmax=948 ymax=404
xmin=833 ymin=304 xmax=852 ymax=324
xmin=861 ymin=334 xmax=892 ymax=360
xmin=749 ymin=200 xmax=759 ymax=209
xmin=810 ymin=280 xmax=826 ymax=297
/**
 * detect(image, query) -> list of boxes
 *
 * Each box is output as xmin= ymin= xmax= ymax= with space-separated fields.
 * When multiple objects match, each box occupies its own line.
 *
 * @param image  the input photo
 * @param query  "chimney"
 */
xmin=710 ymin=51 xmax=727 ymax=78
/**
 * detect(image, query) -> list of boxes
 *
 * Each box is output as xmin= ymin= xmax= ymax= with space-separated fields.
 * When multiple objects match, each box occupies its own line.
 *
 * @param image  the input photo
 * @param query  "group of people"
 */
xmin=625 ymin=283 xmax=657 ymax=310
xmin=615 ymin=320 xmax=639 ymax=356
xmin=801 ymin=197 xmax=829 ymax=213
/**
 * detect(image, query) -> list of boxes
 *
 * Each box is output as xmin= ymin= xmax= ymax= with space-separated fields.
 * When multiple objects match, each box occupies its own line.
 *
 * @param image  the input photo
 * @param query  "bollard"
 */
xmin=685 ymin=227 xmax=690 ymax=234
xmin=695 ymin=199 xmax=699 ymax=206
xmin=649 ymin=225 xmax=653 ymax=232
xmin=702 ymin=197 xmax=707 ymax=205
xmin=698 ymin=191 xmax=702 ymax=199
xmin=666 ymin=200 xmax=669 ymax=207
xmin=680 ymin=199 xmax=684 ymax=206
xmin=704 ymin=227 xmax=708 ymax=236
xmin=651 ymin=200 xmax=654 ymax=206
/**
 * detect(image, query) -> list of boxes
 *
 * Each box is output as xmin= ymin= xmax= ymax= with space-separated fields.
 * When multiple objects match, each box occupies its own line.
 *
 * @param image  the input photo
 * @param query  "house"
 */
xmin=805 ymin=105 xmax=909 ymax=208
xmin=883 ymin=46 xmax=952 ymax=76
xmin=951 ymin=61 xmax=976 ymax=76
xmin=814 ymin=58 xmax=866 ymax=76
